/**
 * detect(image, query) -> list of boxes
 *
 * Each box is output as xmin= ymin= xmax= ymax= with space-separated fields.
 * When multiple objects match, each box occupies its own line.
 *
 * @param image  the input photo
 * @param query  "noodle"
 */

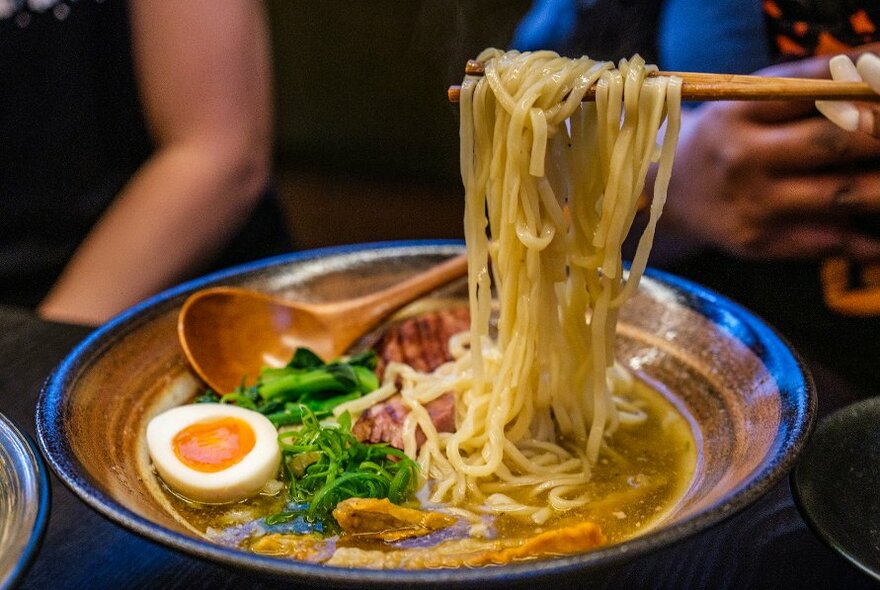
xmin=392 ymin=50 xmax=680 ymax=522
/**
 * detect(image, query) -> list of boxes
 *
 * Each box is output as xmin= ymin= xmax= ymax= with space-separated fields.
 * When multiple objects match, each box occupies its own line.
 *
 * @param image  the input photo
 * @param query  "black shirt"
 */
xmin=1 ymin=0 xmax=151 ymax=306
xmin=1 ymin=0 xmax=290 ymax=308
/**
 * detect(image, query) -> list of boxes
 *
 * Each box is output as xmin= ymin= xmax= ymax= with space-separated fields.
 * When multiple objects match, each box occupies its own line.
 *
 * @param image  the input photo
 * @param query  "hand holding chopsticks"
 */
xmin=447 ymin=58 xmax=880 ymax=104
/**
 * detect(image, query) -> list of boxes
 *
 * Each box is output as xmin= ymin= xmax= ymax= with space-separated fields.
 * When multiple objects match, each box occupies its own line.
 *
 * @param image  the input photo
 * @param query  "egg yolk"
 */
xmin=172 ymin=417 xmax=256 ymax=473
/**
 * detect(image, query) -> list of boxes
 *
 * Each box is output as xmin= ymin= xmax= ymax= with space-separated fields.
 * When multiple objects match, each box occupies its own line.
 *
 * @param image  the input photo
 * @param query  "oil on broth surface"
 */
xmin=505 ymin=378 xmax=699 ymax=544
xmin=152 ymin=376 xmax=697 ymax=564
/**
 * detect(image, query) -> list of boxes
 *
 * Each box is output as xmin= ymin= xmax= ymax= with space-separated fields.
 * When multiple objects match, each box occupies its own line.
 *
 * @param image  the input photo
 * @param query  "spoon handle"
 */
xmin=328 ymin=252 xmax=468 ymax=341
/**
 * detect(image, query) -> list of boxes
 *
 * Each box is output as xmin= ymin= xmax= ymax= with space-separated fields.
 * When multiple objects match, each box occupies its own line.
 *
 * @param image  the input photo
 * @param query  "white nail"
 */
xmin=856 ymin=53 xmax=880 ymax=93
xmin=829 ymin=55 xmax=860 ymax=81
xmin=816 ymin=100 xmax=860 ymax=131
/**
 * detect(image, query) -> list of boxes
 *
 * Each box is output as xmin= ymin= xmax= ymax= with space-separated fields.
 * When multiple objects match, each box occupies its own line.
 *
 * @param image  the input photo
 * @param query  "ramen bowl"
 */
xmin=36 ymin=241 xmax=815 ymax=588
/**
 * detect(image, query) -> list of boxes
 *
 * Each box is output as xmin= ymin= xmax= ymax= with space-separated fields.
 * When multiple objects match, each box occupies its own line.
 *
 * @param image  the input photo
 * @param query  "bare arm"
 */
xmin=38 ymin=0 xmax=273 ymax=325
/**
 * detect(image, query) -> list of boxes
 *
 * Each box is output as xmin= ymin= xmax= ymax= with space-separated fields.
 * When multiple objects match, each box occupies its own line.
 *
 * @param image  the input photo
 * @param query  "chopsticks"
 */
xmin=447 ymin=59 xmax=880 ymax=103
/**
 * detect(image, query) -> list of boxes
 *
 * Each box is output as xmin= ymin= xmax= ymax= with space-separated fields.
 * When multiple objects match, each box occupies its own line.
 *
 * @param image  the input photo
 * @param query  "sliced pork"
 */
xmin=354 ymin=307 xmax=469 ymax=450
xmin=373 ymin=306 xmax=470 ymax=378
xmin=352 ymin=392 xmax=455 ymax=450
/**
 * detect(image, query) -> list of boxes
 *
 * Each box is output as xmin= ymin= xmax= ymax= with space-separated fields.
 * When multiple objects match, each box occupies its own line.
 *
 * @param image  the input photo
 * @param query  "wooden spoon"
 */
xmin=178 ymin=252 xmax=468 ymax=393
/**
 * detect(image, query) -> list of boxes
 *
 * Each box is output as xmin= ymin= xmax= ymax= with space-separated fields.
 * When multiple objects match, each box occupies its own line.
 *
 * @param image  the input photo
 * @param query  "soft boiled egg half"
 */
xmin=146 ymin=404 xmax=280 ymax=504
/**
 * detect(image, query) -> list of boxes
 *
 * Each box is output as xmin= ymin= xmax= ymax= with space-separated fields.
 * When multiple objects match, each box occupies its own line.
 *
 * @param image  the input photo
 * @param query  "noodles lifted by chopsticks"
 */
xmin=393 ymin=49 xmax=682 ymax=523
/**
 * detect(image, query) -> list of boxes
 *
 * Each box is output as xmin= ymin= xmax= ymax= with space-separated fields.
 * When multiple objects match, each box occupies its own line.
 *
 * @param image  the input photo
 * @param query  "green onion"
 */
xmin=275 ymin=406 xmax=420 ymax=526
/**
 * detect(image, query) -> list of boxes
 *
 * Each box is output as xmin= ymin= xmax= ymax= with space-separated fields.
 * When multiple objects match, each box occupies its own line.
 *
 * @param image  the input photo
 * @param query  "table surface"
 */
xmin=0 ymin=303 xmax=876 ymax=590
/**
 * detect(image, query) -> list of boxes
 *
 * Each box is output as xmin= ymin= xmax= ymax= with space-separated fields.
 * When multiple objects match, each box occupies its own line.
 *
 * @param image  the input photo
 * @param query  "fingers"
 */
xmin=762 ymin=169 xmax=880 ymax=217
xmin=735 ymin=49 xmax=880 ymax=127
xmin=754 ymin=53 xmax=832 ymax=79
xmin=766 ymin=175 xmax=857 ymax=215
xmin=726 ymin=172 xmax=876 ymax=227
xmin=755 ymin=41 xmax=880 ymax=80
xmin=754 ymin=221 xmax=849 ymax=258
xmin=731 ymin=55 xmax=834 ymax=123
xmin=715 ymin=214 xmax=852 ymax=259
xmin=816 ymin=55 xmax=861 ymax=131
xmin=855 ymin=54 xmax=880 ymax=135
xmin=728 ymin=218 xmax=880 ymax=260
xmin=857 ymin=53 xmax=880 ymax=91
xmin=747 ymin=115 xmax=880 ymax=169
xmin=846 ymin=233 xmax=880 ymax=260
xmin=813 ymin=51 xmax=880 ymax=137
xmin=718 ymin=173 xmax=880 ymax=259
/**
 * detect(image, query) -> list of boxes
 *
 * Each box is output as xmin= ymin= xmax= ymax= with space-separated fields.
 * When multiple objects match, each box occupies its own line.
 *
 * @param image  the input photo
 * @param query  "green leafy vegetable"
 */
xmin=194 ymin=348 xmax=412 ymax=527
xmin=270 ymin=406 xmax=419 ymax=527
xmin=193 ymin=390 xmax=221 ymax=404
xmin=287 ymin=347 xmax=325 ymax=369
xmin=263 ymin=511 xmax=302 ymax=526
xmin=199 ymin=347 xmax=379 ymax=427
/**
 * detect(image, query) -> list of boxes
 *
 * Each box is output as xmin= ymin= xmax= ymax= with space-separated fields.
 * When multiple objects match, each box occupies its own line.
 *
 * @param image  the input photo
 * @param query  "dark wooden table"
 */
xmin=0 ymin=303 xmax=876 ymax=589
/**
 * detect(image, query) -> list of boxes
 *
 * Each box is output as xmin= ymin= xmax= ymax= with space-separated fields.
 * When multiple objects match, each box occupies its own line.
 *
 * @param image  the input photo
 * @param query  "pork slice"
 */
xmin=413 ymin=313 xmax=445 ymax=372
xmin=353 ymin=392 xmax=455 ymax=450
xmin=373 ymin=307 xmax=470 ymax=379
xmin=359 ymin=307 xmax=468 ymax=449
xmin=352 ymin=394 xmax=410 ymax=450
xmin=424 ymin=391 xmax=456 ymax=436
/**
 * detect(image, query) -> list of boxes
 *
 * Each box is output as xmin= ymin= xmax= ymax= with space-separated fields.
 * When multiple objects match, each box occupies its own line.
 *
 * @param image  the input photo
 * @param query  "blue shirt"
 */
xmin=658 ymin=0 xmax=771 ymax=74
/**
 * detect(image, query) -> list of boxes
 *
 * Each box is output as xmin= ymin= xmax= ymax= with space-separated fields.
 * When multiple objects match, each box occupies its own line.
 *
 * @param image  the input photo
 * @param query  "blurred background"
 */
xmin=267 ymin=0 xmax=530 ymax=249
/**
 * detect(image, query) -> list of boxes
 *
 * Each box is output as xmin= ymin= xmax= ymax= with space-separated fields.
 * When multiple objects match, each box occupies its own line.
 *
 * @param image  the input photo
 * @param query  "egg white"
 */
xmin=146 ymin=404 xmax=280 ymax=504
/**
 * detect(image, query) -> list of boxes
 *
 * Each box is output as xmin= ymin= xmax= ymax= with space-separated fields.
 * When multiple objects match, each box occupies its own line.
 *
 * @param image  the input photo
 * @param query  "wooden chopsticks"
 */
xmin=447 ymin=59 xmax=880 ymax=103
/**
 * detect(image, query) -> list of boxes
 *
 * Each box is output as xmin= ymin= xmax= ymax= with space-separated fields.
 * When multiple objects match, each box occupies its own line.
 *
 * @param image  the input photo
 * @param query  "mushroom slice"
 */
xmin=333 ymin=498 xmax=457 ymax=542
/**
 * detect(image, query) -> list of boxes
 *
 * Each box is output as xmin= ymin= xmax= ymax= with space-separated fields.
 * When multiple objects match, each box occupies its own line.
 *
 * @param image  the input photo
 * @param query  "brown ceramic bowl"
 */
xmin=36 ymin=241 xmax=816 ymax=588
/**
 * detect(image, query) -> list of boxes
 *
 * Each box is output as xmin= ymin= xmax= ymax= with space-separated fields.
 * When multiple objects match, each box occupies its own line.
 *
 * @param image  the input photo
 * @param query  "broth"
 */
xmin=503 ymin=378 xmax=698 ymax=544
xmin=151 ymin=375 xmax=697 ymax=566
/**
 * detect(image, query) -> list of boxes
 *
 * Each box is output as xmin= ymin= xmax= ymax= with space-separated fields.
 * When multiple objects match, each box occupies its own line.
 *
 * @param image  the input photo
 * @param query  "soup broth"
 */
xmin=150 ymin=375 xmax=697 ymax=566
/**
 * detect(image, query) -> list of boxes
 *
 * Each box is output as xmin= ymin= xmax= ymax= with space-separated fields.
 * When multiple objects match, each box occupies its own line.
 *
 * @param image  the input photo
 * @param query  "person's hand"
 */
xmin=658 ymin=54 xmax=880 ymax=261
xmin=816 ymin=53 xmax=880 ymax=136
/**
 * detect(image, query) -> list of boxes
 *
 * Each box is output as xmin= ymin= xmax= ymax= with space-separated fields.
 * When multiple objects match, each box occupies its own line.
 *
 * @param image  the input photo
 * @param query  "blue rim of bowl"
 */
xmin=36 ymin=239 xmax=817 ymax=587
xmin=0 ymin=412 xmax=51 ymax=590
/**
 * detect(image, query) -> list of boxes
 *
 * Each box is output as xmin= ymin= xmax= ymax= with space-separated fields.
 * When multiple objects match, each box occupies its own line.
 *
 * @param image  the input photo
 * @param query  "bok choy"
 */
xmin=195 ymin=347 xmax=379 ymax=427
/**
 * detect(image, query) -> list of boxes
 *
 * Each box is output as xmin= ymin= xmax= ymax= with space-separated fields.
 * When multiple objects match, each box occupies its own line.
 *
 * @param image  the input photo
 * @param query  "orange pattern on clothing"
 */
xmin=765 ymin=1 xmax=880 ymax=58
xmin=776 ymin=34 xmax=807 ymax=55
xmin=850 ymin=9 xmax=876 ymax=35
xmin=763 ymin=0 xmax=783 ymax=19
xmin=815 ymin=30 xmax=855 ymax=54
xmin=821 ymin=258 xmax=880 ymax=317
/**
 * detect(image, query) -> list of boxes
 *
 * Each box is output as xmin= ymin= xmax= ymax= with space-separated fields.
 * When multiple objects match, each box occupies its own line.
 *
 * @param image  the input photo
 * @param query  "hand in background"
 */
xmin=658 ymin=54 xmax=880 ymax=262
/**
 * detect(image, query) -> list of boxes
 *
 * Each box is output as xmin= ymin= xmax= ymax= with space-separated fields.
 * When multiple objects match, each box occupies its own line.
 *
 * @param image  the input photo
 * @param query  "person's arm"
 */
xmin=38 ymin=0 xmax=272 ymax=325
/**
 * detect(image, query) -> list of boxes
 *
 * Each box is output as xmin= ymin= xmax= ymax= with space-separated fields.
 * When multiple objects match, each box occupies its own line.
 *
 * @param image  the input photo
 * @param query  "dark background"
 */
xmin=266 ymin=1 xmax=531 ymax=248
